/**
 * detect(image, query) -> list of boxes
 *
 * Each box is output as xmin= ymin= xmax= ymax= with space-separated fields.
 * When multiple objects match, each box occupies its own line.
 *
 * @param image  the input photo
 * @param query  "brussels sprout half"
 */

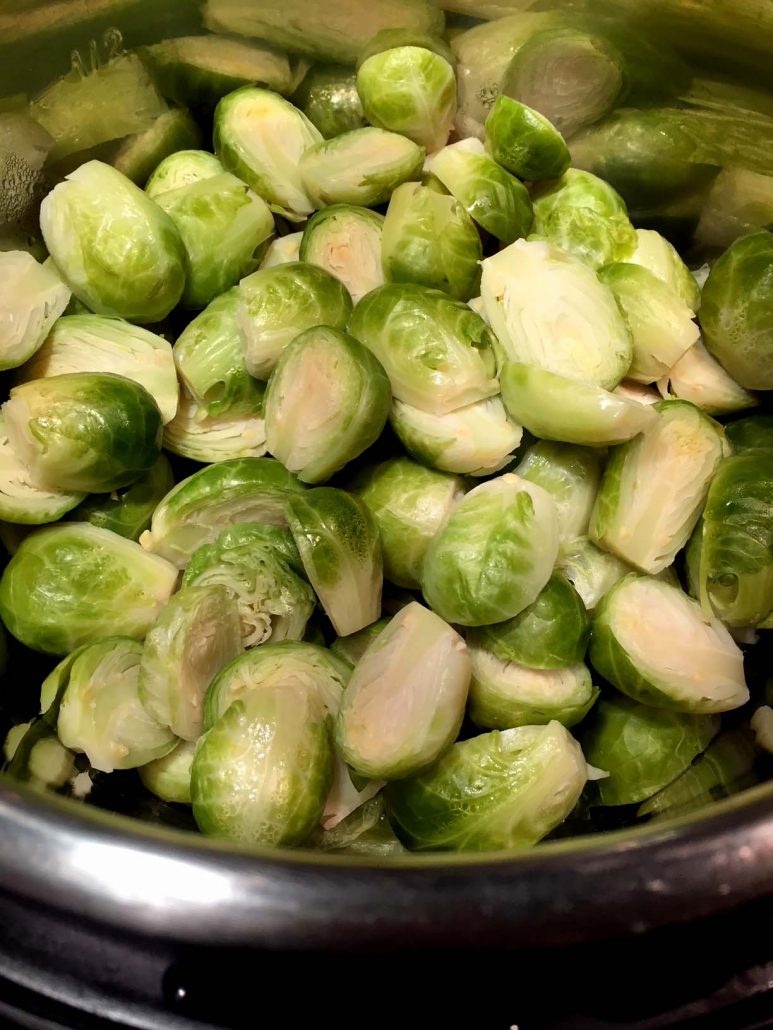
xmin=628 ymin=228 xmax=700 ymax=312
xmin=145 ymin=149 xmax=224 ymax=199
xmin=484 ymin=95 xmax=570 ymax=182
xmin=140 ymin=739 xmax=197 ymax=804
xmin=556 ymin=537 xmax=635 ymax=611
xmin=70 ymin=454 xmax=174 ymax=541
xmin=259 ymin=232 xmax=303 ymax=269
xmin=163 ymin=390 xmax=267 ymax=464
xmin=516 ymin=441 xmax=603 ymax=548
xmin=299 ymin=205 xmax=384 ymax=304
xmin=660 ymin=340 xmax=758 ymax=416
xmin=0 ymin=412 xmax=84 ymax=526
xmin=0 ymin=251 xmax=70 ymax=371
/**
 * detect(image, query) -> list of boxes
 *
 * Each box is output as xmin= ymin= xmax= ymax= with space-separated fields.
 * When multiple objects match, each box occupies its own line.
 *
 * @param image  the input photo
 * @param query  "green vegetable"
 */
xmin=516 ymin=441 xmax=603 ymax=548
xmin=0 ymin=413 xmax=84 ymax=526
xmin=628 ymin=228 xmax=700 ymax=311
xmin=163 ymin=391 xmax=267 ymax=464
xmin=696 ymin=167 xmax=773 ymax=250
xmin=70 ymin=454 xmax=174 ymax=541
xmin=109 ymin=108 xmax=202 ymax=188
xmin=259 ymin=232 xmax=303 ymax=269
xmin=145 ymin=149 xmax=224 ymax=199
xmin=292 ymin=65 xmax=366 ymax=139
xmin=0 ymin=252 xmax=70 ymax=371
xmin=331 ymin=618 xmax=390 ymax=666
xmin=661 ymin=342 xmax=759 ymax=416
xmin=299 ymin=205 xmax=384 ymax=304
xmin=311 ymin=795 xmax=405 ymax=856
xmin=484 ymin=95 xmax=570 ymax=182
xmin=557 ymin=536 xmax=636 ymax=611
xmin=140 ymin=739 xmax=197 ymax=804
xmin=725 ymin=415 xmax=773 ymax=455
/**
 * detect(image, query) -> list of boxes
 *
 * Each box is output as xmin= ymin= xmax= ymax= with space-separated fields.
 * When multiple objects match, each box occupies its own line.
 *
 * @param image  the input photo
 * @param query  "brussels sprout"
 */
xmin=4 ymin=373 xmax=163 ymax=494
xmin=349 ymin=284 xmax=498 ymax=415
xmin=531 ymin=169 xmax=636 ymax=271
xmin=628 ymin=228 xmax=700 ymax=312
xmin=612 ymin=380 xmax=662 ymax=406
xmin=516 ymin=441 xmax=602 ymax=548
xmin=182 ymin=523 xmax=314 ymax=648
xmin=155 ymin=172 xmax=274 ymax=309
xmin=481 ymin=240 xmax=632 ymax=389
xmin=336 ymin=602 xmax=469 ymax=779
xmin=556 ymin=537 xmax=635 ymax=611
xmin=213 ymin=87 xmax=322 ymax=220
xmin=264 ymin=326 xmax=391 ymax=484
xmin=259 ymin=232 xmax=303 ymax=269
xmin=590 ymin=400 xmax=724 ymax=574
xmin=660 ymin=340 xmax=758 ymax=416
xmin=145 ymin=149 xmax=225 ymax=199
xmin=426 ymin=138 xmax=533 ymax=244
xmin=503 ymin=26 xmax=624 ymax=139
xmin=599 ymin=263 xmax=699 ymax=384
xmin=500 ymin=363 xmax=657 ymax=447
xmin=589 ymin=575 xmax=749 ymax=713
xmin=313 ymin=795 xmax=405 ymax=856
xmin=387 ymin=721 xmax=588 ymax=851
xmin=0 ymin=413 xmax=84 ymax=526
xmin=204 ymin=640 xmax=349 ymax=732
xmin=139 ymin=584 xmax=242 ymax=741
xmin=299 ymin=127 xmax=425 ymax=208
xmin=0 ymin=252 xmax=70 ymax=371
xmin=696 ymin=167 xmax=773 ymax=251
xmin=286 ymin=489 xmax=382 ymax=637
xmin=39 ymin=161 xmax=186 ymax=323
xmin=70 ymin=454 xmax=174 ymax=541
xmin=421 ymin=474 xmax=559 ymax=627
xmin=191 ymin=680 xmax=333 ymax=846
xmin=357 ymin=26 xmax=455 ymax=70
xmin=164 ymin=390 xmax=267 ymax=463
xmin=299 ymin=205 xmax=384 ymax=304
xmin=695 ymin=454 xmax=773 ymax=627
xmin=349 ymin=458 xmax=463 ymax=590
xmin=390 ymin=396 xmax=522 ymax=478
xmin=292 ymin=64 xmax=366 ymax=139
xmin=581 ymin=696 xmax=720 ymax=807
xmin=638 ymin=726 xmax=757 ymax=819
xmin=139 ymin=739 xmax=197 ymax=804
xmin=700 ymin=231 xmax=773 ymax=390
xmin=18 ymin=314 xmax=179 ymax=425
xmin=5 ymin=719 xmax=75 ymax=791
xmin=484 ymin=95 xmax=570 ymax=182
xmin=468 ymin=643 xmax=597 ymax=731
xmin=331 ymin=617 xmax=390 ymax=666
xmin=725 ymin=415 xmax=773 ymax=455
xmin=381 ymin=182 xmax=482 ymax=302
xmin=238 ymin=262 xmax=352 ymax=380
xmin=57 ymin=637 xmax=177 ymax=772
xmin=474 ymin=575 xmax=590 ymax=670
xmin=356 ymin=46 xmax=456 ymax=153
xmin=110 ymin=108 xmax=203 ymax=189
xmin=0 ymin=524 xmax=178 ymax=655
xmin=141 ymin=457 xmax=304 ymax=568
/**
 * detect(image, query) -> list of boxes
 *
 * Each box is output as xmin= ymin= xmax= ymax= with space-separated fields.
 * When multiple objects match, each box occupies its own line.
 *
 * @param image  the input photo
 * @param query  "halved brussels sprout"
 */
xmin=349 ymin=284 xmax=498 ymax=414
xmin=599 ymin=263 xmax=699 ymax=384
xmin=292 ymin=64 xmax=366 ymax=140
xmin=590 ymin=400 xmax=724 ymax=574
xmin=145 ymin=149 xmax=224 ymax=199
xmin=725 ymin=415 xmax=773 ymax=456
xmin=484 ymin=95 xmax=571 ymax=181
xmin=556 ymin=537 xmax=634 ymax=611
xmin=387 ymin=721 xmax=588 ymax=851
xmin=4 ymin=373 xmax=162 ymax=494
xmin=313 ymin=794 xmax=405 ymax=856
xmin=139 ymin=584 xmax=243 ymax=741
xmin=141 ymin=457 xmax=304 ymax=568
xmin=468 ymin=642 xmax=598 ymax=730
xmin=0 ymin=412 xmax=84 ymax=525
xmin=390 ymin=396 xmax=522 ymax=477
xmin=0 ymin=524 xmax=178 ymax=654
xmin=191 ymin=680 xmax=333 ymax=846
xmin=659 ymin=340 xmax=758 ymax=416
xmin=182 ymin=523 xmax=314 ymax=648
xmin=286 ymin=488 xmax=382 ymax=637
xmin=298 ymin=127 xmax=425 ymax=208
xmin=264 ymin=326 xmax=391 ymax=484
xmin=204 ymin=640 xmax=349 ymax=731
xmin=213 ymin=87 xmax=322 ymax=220
xmin=474 ymin=575 xmax=590 ymax=670
xmin=139 ymin=739 xmax=197 ymax=804
xmin=581 ymin=695 xmax=720 ymax=807
xmin=381 ymin=182 xmax=482 ymax=302
xmin=590 ymin=575 xmax=749 ymax=713
xmin=516 ymin=441 xmax=603 ymax=547
xmin=500 ymin=363 xmax=657 ymax=446
xmin=18 ymin=314 xmax=179 ymax=425
xmin=356 ymin=46 xmax=456 ymax=153
xmin=58 ymin=637 xmax=177 ymax=772
xmin=696 ymin=454 xmax=773 ymax=627
xmin=421 ymin=474 xmax=559 ymax=627
xmin=700 ymin=230 xmax=773 ymax=390
xmin=336 ymin=602 xmax=470 ymax=779
xmin=163 ymin=390 xmax=267 ymax=463
xmin=481 ymin=240 xmax=632 ymax=389
xmin=70 ymin=454 xmax=174 ymax=541
xmin=299 ymin=205 xmax=384 ymax=303
xmin=531 ymin=169 xmax=636 ymax=270
xmin=0 ymin=252 xmax=70 ymax=370
xmin=696 ymin=167 xmax=773 ymax=251
xmin=628 ymin=228 xmax=700 ymax=312
xmin=238 ymin=262 xmax=352 ymax=380
xmin=331 ymin=617 xmax=390 ymax=666
xmin=426 ymin=137 xmax=533 ymax=243
xmin=39 ymin=161 xmax=186 ymax=323
xmin=259 ymin=231 xmax=303 ymax=269
xmin=349 ymin=458 xmax=463 ymax=590
xmin=155 ymin=172 xmax=274 ymax=308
